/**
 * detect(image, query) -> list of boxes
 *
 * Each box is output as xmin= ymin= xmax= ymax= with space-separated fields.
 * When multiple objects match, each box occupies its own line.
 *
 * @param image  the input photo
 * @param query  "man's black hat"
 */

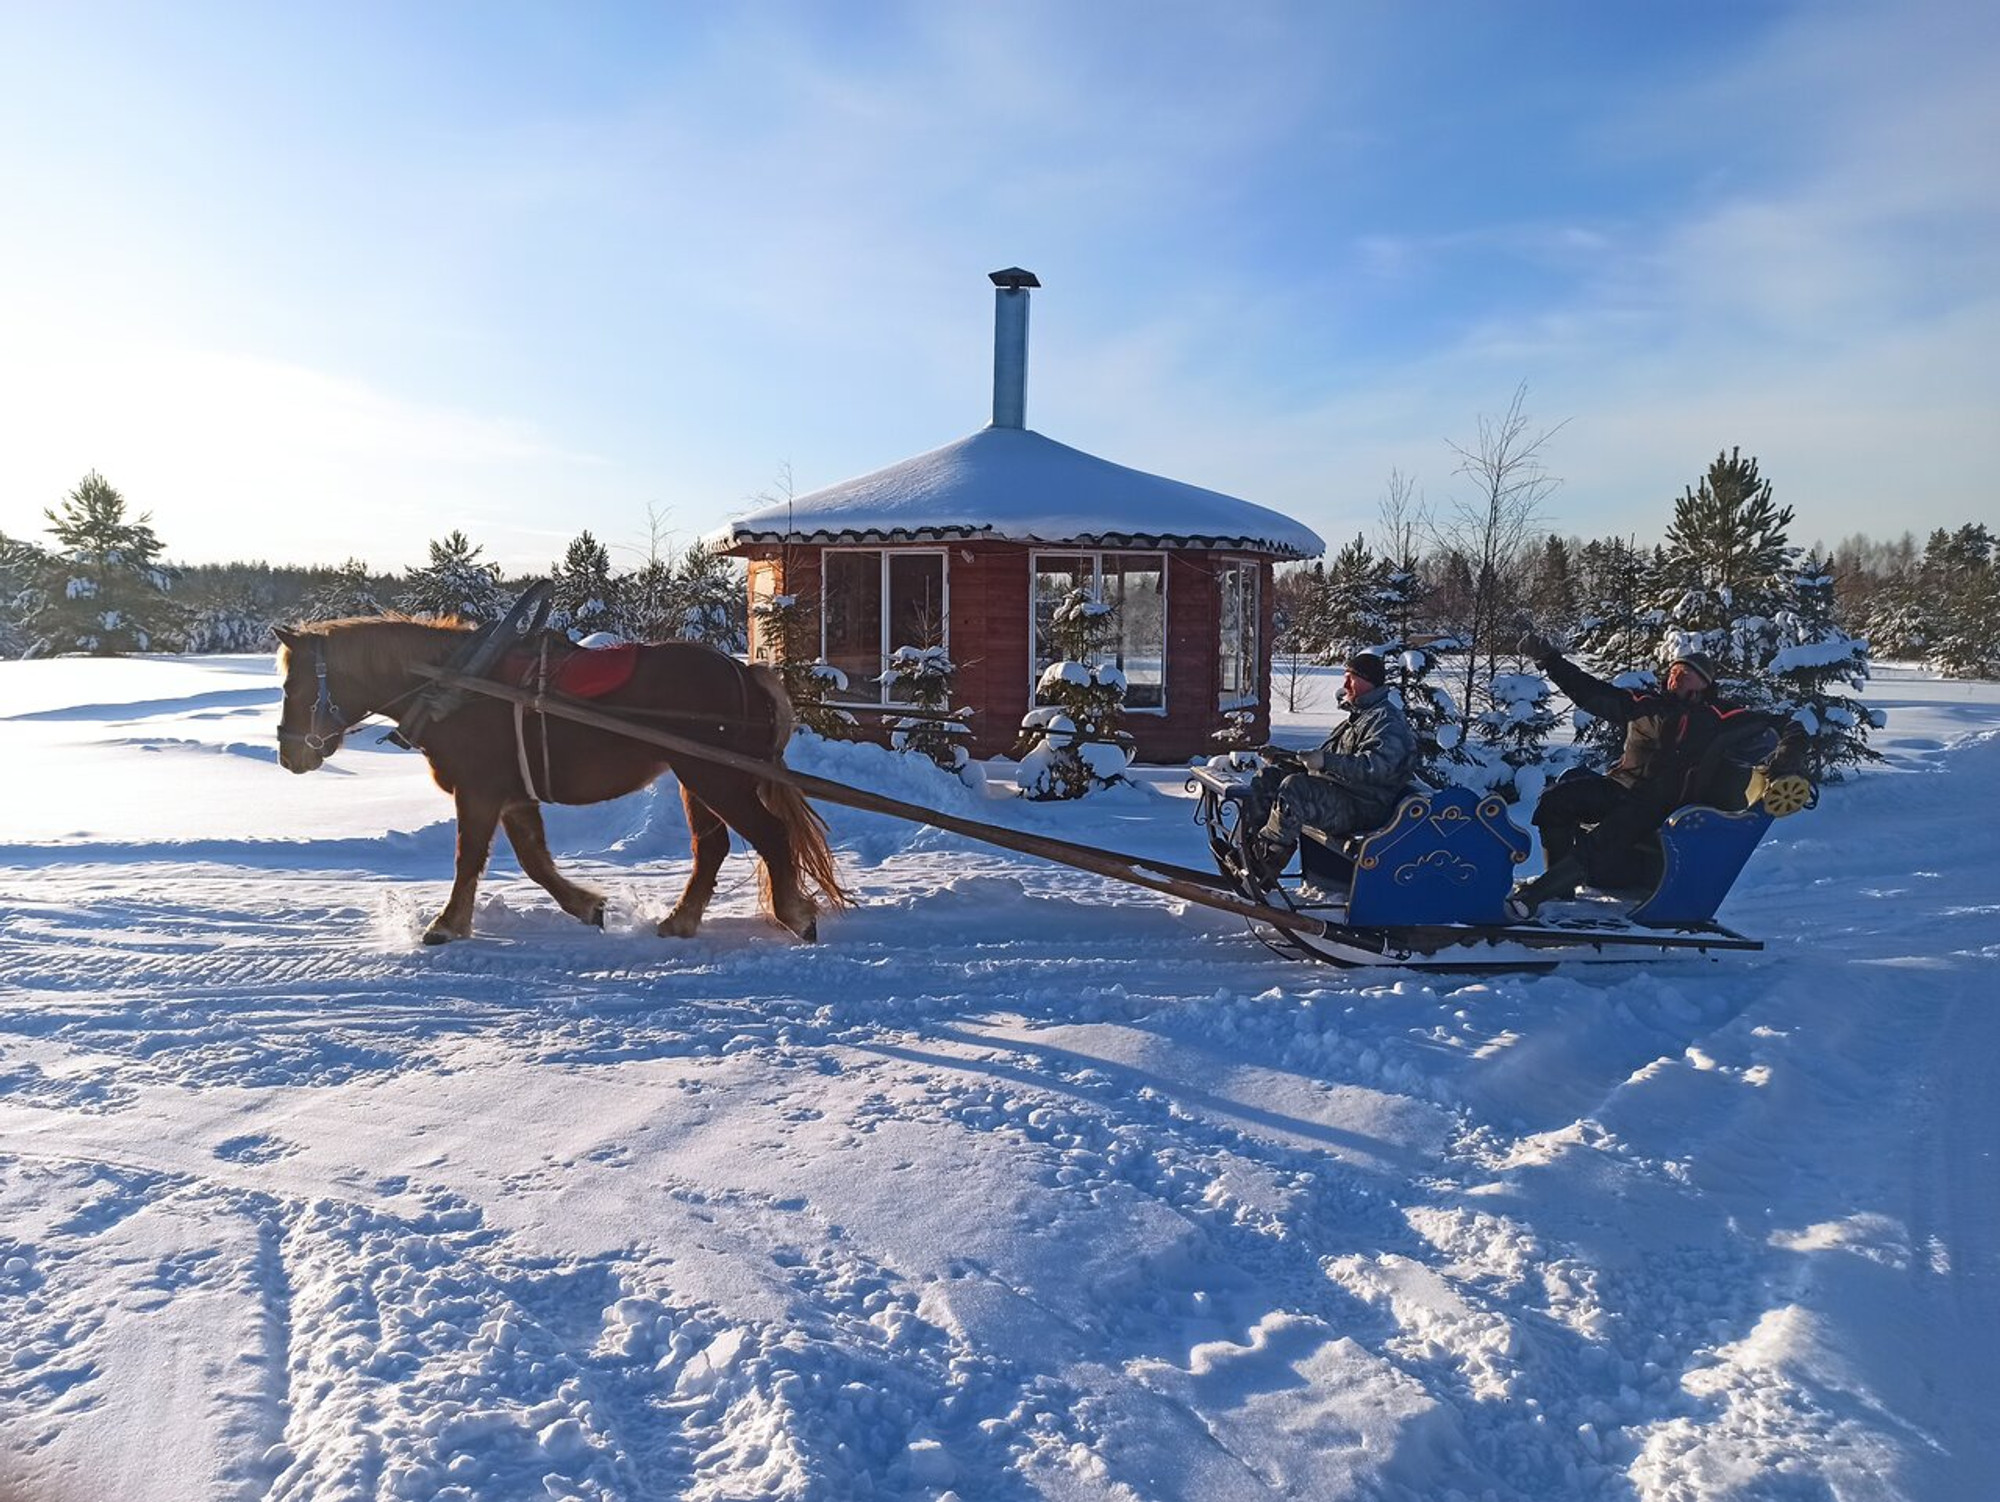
xmin=1345 ymin=651 xmax=1388 ymax=687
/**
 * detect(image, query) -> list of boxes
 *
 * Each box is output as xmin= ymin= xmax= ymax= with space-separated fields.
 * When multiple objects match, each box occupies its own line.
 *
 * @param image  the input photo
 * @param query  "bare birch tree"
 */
xmin=1428 ymin=385 xmax=1565 ymax=743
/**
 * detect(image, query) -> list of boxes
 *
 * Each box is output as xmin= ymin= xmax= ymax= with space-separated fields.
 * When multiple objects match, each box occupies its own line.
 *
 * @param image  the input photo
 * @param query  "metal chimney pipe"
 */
xmin=988 ymin=267 xmax=1040 ymax=429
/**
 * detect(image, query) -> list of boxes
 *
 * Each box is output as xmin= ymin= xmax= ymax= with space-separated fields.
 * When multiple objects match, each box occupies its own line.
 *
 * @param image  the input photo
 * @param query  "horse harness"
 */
xmin=510 ymin=639 xmax=772 ymax=804
xmin=278 ymin=636 xmax=354 ymax=755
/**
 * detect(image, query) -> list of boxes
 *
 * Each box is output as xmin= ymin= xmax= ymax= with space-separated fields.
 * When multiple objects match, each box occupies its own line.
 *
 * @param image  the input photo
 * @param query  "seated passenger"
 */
xmin=1508 ymin=637 xmax=1804 ymax=917
xmin=1242 ymin=652 xmax=1417 ymax=884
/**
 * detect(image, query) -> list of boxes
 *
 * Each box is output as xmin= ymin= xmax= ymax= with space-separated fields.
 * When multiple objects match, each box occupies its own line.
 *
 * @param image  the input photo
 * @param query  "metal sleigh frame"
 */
xmin=1187 ymin=767 xmax=1783 ymax=969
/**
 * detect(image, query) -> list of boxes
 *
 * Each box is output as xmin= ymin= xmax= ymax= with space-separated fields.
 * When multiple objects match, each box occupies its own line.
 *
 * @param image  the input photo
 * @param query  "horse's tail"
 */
xmin=756 ymin=779 xmax=852 ymax=914
xmin=745 ymin=662 xmax=851 ymax=914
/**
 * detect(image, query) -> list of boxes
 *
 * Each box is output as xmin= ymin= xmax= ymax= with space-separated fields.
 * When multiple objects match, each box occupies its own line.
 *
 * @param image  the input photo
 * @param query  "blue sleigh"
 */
xmin=1191 ymin=767 xmax=1796 ymax=967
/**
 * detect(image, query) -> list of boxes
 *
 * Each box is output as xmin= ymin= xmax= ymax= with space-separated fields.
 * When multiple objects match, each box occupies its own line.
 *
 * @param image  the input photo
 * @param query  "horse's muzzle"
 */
xmin=277 ymin=734 xmax=335 ymax=773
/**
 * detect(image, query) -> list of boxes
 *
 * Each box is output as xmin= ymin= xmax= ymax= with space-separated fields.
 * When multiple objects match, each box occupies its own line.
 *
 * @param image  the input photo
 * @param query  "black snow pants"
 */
xmin=1532 ymin=771 xmax=1680 ymax=887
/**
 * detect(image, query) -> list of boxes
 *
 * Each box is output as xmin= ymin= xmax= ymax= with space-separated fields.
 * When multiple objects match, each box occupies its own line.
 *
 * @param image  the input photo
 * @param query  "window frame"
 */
xmin=818 ymin=546 xmax=951 ymax=706
xmin=1027 ymin=548 xmax=1170 ymax=716
xmin=1216 ymin=557 xmax=1261 ymax=711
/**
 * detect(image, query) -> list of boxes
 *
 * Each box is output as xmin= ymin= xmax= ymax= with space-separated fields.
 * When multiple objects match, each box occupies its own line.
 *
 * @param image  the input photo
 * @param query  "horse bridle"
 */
xmin=278 ymin=638 xmax=354 ymax=756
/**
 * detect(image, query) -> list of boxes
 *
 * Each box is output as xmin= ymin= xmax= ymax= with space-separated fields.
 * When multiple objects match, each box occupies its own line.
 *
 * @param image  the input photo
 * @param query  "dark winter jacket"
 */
xmin=1541 ymin=653 xmax=1783 ymax=803
xmin=1304 ymin=683 xmax=1418 ymax=816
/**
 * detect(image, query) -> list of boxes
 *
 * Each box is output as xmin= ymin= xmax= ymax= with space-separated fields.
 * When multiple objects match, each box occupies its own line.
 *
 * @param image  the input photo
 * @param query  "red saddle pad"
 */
xmin=553 ymin=643 xmax=640 ymax=699
xmin=498 ymin=643 xmax=640 ymax=700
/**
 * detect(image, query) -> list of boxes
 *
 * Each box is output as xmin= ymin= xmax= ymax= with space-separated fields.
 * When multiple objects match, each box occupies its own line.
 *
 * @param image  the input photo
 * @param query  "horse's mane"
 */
xmin=292 ymin=613 xmax=474 ymax=682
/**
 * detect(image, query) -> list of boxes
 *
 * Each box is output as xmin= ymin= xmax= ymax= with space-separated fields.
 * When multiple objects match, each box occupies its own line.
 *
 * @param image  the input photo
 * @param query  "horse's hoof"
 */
xmin=794 ymin=920 xmax=818 ymax=944
xmin=583 ymin=898 xmax=606 ymax=928
xmin=421 ymin=926 xmax=455 ymax=946
xmin=657 ymin=914 xmax=697 ymax=939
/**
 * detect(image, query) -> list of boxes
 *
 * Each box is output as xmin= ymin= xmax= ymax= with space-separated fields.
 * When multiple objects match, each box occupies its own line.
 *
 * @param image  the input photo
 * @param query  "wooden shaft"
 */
xmin=414 ymin=664 xmax=1332 ymax=939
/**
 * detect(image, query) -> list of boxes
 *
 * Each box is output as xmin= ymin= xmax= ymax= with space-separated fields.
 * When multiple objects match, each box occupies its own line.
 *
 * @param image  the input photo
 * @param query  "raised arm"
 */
xmin=1520 ymin=634 xmax=1648 ymax=724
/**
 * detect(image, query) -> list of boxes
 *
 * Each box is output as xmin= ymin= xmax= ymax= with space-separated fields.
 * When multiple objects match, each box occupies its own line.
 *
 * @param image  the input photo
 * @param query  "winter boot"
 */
xmin=1239 ymin=826 xmax=1294 ymax=892
xmin=1505 ymin=854 xmax=1586 ymax=922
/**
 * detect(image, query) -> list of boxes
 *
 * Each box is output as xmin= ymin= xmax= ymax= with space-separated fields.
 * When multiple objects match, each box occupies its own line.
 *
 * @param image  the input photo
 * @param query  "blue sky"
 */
xmin=1 ymin=0 xmax=1993 ymax=573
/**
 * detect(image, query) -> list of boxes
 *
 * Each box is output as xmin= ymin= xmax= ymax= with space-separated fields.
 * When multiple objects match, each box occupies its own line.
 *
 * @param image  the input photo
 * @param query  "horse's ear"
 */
xmin=273 ymin=626 xmax=298 ymax=651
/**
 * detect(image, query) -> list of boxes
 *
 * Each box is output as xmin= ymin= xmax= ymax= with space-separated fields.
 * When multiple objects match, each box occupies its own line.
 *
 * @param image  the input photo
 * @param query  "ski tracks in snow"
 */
xmin=2 ymin=721 xmax=1998 ymax=1498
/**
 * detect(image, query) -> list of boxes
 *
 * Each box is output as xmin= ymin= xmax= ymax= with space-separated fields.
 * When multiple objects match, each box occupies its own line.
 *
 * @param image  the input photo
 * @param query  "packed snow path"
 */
xmin=1 ymin=657 xmax=1996 ymax=1500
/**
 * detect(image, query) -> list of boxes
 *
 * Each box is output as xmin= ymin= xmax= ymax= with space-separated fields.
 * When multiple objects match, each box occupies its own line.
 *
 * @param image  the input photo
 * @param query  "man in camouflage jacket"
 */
xmin=1243 ymin=652 xmax=1417 ymax=881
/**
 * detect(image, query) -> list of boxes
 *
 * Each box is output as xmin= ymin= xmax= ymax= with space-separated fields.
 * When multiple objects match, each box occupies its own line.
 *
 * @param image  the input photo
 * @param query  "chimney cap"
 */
xmin=989 ymin=267 xmax=1041 ymax=290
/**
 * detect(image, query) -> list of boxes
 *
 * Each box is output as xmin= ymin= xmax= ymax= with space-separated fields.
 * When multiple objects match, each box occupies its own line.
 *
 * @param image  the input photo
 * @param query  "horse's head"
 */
xmin=274 ymin=625 xmax=352 ymax=773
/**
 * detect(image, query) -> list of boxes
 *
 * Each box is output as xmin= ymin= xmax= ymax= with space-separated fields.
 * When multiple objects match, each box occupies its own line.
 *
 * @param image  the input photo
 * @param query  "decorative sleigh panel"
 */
xmin=1346 ymin=788 xmax=1531 ymax=927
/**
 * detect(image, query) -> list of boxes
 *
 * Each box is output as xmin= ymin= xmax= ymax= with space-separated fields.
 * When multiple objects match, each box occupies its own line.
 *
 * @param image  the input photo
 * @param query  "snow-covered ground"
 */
xmin=2 ymin=654 xmax=1996 ymax=1501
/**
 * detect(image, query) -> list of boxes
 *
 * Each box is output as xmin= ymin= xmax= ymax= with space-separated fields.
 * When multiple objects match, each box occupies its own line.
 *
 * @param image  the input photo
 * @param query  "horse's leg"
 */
xmin=658 ymin=786 xmax=730 ymax=938
xmin=689 ymin=770 xmax=818 ymax=942
xmin=500 ymin=801 xmax=605 ymax=928
xmin=424 ymin=790 xmax=502 ymax=944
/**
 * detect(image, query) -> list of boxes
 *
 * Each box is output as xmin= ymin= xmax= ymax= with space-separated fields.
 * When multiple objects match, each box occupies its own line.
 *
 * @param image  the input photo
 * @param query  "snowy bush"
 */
xmin=752 ymin=591 xmax=853 ymax=740
xmin=1015 ymin=589 xmax=1133 ymax=800
xmin=1207 ymin=708 xmax=1256 ymax=753
xmin=1767 ymin=555 xmax=1879 ymax=781
xmin=883 ymin=645 xmax=972 ymax=777
xmin=1393 ymin=639 xmax=1470 ymax=787
xmin=1476 ymin=671 xmax=1560 ymax=799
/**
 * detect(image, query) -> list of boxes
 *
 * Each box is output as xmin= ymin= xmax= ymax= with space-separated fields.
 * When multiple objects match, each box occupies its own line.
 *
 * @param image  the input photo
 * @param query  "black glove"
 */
xmin=1517 ymin=632 xmax=1558 ymax=664
xmin=1259 ymin=744 xmax=1304 ymax=768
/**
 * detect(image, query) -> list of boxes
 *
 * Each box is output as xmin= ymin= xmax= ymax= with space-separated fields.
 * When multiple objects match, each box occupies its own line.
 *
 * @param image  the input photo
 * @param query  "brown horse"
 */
xmin=273 ymin=616 xmax=848 ymax=945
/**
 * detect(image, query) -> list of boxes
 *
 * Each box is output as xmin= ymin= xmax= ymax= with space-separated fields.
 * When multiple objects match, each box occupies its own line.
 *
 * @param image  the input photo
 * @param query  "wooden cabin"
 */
xmin=711 ymin=270 xmax=1324 ymax=763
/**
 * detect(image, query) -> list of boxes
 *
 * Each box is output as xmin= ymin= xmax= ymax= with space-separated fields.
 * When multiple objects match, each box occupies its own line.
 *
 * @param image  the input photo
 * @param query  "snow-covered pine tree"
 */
xmin=1653 ymin=448 xmax=1797 ymax=710
xmin=1769 ymin=553 xmax=1880 ymax=781
xmin=1524 ymin=534 xmax=1582 ymax=639
xmin=751 ymin=589 xmax=852 ymax=739
xmin=1569 ymin=536 xmax=1663 ymax=768
xmin=885 ymin=646 xmax=972 ymax=774
xmin=1017 ymin=588 xmax=1132 ymax=800
xmin=297 ymin=558 xmax=387 ymax=623
xmin=25 ymin=472 xmax=178 ymax=655
xmin=1316 ymin=535 xmax=1394 ymax=661
xmin=672 ymin=540 xmax=746 ymax=649
xmin=1572 ymin=537 xmax=1659 ymax=668
xmin=177 ymin=588 xmax=275 ymax=652
xmin=0 ymin=530 xmax=48 ymax=658
xmin=401 ymin=531 xmax=504 ymax=622
xmin=1368 ymin=554 xmax=1462 ymax=787
xmin=1393 ymin=636 xmax=1470 ymax=789
xmin=623 ymin=554 xmax=676 ymax=642
xmin=1860 ymin=567 xmax=1930 ymax=662
xmin=1917 ymin=525 xmax=2000 ymax=679
xmin=1476 ymin=669 xmax=1561 ymax=804
xmin=550 ymin=530 xmax=624 ymax=640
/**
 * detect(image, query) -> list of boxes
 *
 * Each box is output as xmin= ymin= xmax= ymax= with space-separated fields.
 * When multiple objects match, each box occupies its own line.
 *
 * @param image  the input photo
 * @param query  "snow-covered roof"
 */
xmin=710 ymin=426 xmax=1325 ymax=560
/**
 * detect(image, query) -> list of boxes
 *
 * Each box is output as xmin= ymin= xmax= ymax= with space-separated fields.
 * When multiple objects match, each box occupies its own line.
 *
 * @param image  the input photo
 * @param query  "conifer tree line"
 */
xmin=1276 ymin=445 xmax=1999 ymax=788
xmin=0 ymin=475 xmax=747 ymax=659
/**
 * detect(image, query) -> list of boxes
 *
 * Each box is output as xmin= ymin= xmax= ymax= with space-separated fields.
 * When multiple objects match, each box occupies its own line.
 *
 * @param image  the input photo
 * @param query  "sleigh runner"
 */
xmin=276 ymin=587 xmax=1808 ymax=969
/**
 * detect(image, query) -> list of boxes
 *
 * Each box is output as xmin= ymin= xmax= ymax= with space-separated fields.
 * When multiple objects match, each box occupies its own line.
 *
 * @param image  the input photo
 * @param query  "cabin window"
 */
xmin=821 ymin=548 xmax=948 ymax=704
xmin=1029 ymin=550 xmax=1167 ymax=712
xmin=1218 ymin=560 xmax=1259 ymax=709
